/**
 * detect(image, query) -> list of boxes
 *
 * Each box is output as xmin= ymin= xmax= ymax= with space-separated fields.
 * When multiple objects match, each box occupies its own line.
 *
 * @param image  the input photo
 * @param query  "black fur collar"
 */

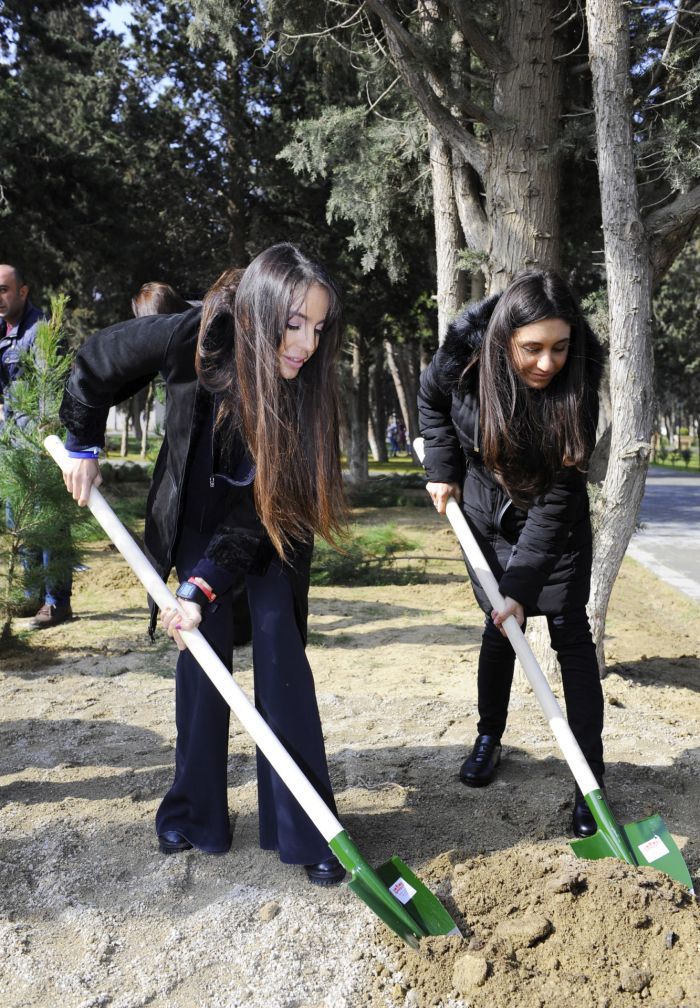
xmin=439 ymin=293 xmax=500 ymax=389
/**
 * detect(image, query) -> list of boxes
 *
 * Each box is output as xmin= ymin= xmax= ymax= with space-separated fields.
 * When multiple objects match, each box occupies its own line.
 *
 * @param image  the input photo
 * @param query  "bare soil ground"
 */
xmin=0 ymin=502 xmax=698 ymax=1008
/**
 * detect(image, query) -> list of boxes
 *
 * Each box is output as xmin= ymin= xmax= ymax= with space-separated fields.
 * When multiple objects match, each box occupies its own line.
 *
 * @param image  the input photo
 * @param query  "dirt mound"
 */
xmin=1 ymin=510 xmax=698 ymax=1007
xmin=371 ymin=845 xmax=699 ymax=1008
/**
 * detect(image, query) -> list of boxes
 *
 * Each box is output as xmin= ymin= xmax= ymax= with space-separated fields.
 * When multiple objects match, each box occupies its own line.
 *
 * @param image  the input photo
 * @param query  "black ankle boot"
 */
xmin=459 ymin=734 xmax=502 ymax=787
xmin=572 ymin=787 xmax=598 ymax=838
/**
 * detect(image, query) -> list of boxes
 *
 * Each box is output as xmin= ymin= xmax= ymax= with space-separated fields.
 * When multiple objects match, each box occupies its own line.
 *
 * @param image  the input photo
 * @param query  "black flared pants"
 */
xmin=155 ymin=529 xmax=336 ymax=863
xmin=475 ymin=608 xmax=605 ymax=782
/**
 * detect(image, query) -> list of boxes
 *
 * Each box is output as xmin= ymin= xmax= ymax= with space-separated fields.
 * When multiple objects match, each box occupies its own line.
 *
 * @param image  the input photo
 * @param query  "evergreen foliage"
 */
xmin=310 ymin=523 xmax=424 ymax=586
xmin=653 ymin=237 xmax=700 ymax=423
xmin=0 ymin=298 xmax=89 ymax=640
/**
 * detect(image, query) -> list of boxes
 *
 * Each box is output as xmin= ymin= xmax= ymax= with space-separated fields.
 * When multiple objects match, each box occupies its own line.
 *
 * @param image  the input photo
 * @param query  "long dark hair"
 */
xmin=195 ymin=244 xmax=346 ymax=559
xmin=477 ymin=270 xmax=597 ymax=505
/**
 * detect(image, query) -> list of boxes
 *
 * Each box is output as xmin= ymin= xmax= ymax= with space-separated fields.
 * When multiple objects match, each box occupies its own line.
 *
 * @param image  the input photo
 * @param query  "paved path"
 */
xmin=626 ymin=467 xmax=700 ymax=603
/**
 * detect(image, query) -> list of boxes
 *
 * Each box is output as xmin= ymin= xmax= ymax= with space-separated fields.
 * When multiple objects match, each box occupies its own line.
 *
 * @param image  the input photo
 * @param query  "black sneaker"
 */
xmin=459 ymin=734 xmax=502 ymax=787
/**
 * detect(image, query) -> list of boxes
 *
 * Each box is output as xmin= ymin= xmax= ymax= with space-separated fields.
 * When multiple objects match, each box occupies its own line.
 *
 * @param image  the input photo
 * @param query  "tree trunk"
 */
xmin=486 ymin=0 xmax=563 ymax=290
xmin=586 ymin=0 xmax=655 ymax=673
xmin=129 ymin=392 xmax=143 ymax=440
xmin=0 ymin=536 xmax=19 ymax=642
xmin=222 ymin=61 xmax=249 ymax=267
xmin=344 ymin=337 xmax=370 ymax=484
xmin=120 ymin=413 xmax=129 ymax=458
xmin=338 ymin=400 xmax=351 ymax=462
xmin=368 ymin=342 xmax=388 ymax=462
xmin=384 ymin=339 xmax=421 ymax=461
xmin=140 ymin=382 xmax=154 ymax=458
xmin=521 ymin=618 xmax=560 ymax=687
xmin=421 ymin=4 xmax=474 ymax=340
xmin=430 ymin=128 xmax=469 ymax=342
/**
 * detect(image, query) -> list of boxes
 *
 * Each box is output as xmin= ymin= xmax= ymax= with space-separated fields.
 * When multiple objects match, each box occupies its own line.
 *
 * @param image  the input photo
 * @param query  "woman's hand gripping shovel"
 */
xmin=46 ymin=435 xmax=462 ymax=948
xmin=414 ymin=438 xmax=693 ymax=891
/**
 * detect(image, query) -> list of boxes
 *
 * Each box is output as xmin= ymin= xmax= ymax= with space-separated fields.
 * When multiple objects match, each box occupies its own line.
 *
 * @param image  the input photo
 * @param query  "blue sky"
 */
xmin=97 ymin=2 xmax=133 ymax=38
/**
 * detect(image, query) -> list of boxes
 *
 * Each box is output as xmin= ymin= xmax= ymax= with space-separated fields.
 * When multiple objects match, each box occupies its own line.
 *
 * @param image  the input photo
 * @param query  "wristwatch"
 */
xmin=175 ymin=580 xmax=210 ymax=608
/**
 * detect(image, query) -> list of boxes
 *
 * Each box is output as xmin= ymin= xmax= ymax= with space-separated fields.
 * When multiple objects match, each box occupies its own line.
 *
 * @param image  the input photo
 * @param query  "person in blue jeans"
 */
xmin=418 ymin=270 xmax=605 ymax=840
xmin=60 ymin=244 xmax=348 ymax=885
xmin=0 ymin=264 xmax=72 ymax=627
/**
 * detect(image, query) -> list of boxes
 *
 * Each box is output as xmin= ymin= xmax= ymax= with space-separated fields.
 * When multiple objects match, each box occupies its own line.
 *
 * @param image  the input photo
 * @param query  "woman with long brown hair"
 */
xmin=418 ymin=270 xmax=605 ymax=839
xmin=60 ymin=244 xmax=347 ymax=884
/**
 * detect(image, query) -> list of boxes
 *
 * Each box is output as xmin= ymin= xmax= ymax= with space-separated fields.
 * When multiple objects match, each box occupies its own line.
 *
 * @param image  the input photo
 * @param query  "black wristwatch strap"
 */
xmin=175 ymin=580 xmax=210 ymax=608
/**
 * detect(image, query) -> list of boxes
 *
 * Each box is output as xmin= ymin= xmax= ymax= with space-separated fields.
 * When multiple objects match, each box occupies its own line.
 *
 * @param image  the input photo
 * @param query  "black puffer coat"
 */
xmin=418 ymin=294 xmax=603 ymax=616
xmin=60 ymin=309 xmax=312 ymax=639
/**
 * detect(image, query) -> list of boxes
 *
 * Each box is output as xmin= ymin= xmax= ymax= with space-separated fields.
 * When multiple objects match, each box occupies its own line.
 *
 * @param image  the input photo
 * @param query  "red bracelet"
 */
xmin=187 ymin=577 xmax=217 ymax=602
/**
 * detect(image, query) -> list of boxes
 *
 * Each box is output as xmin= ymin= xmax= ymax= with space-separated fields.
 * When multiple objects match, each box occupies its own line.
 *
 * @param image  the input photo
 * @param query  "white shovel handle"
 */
xmin=45 ymin=435 xmax=344 ymax=843
xmin=415 ymin=438 xmax=599 ymax=796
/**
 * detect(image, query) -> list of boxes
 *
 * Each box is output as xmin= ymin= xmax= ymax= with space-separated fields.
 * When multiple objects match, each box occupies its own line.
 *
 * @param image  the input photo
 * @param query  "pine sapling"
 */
xmin=0 ymin=296 xmax=89 ymax=640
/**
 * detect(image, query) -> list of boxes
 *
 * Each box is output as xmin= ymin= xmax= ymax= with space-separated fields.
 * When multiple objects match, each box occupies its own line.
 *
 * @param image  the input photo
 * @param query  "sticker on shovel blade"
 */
xmin=389 ymin=877 xmax=417 ymax=905
xmin=638 ymin=834 xmax=670 ymax=863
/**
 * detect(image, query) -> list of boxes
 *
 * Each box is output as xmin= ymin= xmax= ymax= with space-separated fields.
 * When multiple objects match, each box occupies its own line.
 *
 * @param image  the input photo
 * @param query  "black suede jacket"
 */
xmin=60 ymin=309 xmax=312 ymax=639
xmin=418 ymin=294 xmax=604 ymax=616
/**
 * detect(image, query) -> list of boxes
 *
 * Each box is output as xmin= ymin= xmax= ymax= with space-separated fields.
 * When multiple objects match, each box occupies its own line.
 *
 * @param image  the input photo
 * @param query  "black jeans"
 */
xmin=476 ymin=607 xmax=604 ymax=782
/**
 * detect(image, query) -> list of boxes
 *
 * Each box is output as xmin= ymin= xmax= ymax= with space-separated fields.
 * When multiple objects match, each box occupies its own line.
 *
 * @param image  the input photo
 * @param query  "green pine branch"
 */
xmin=0 ymin=296 xmax=89 ymax=641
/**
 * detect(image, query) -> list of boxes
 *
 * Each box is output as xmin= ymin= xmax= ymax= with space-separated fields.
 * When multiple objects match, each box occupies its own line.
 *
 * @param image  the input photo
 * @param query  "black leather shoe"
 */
xmin=158 ymin=830 xmax=193 ymax=854
xmin=572 ymin=787 xmax=598 ymax=838
xmin=459 ymin=734 xmax=502 ymax=787
xmin=304 ymin=855 xmax=346 ymax=886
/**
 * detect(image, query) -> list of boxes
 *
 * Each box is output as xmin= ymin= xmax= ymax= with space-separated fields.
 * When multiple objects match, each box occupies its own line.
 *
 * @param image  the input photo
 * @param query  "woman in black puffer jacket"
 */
xmin=418 ymin=270 xmax=605 ymax=838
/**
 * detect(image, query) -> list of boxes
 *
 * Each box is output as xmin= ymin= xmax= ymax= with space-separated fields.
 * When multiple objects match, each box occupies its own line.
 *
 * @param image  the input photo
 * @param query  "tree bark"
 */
xmin=384 ymin=338 xmax=421 ymax=461
xmin=120 ymin=412 xmax=130 ymax=458
xmin=586 ymin=0 xmax=655 ymax=673
xmin=140 ymin=382 xmax=154 ymax=459
xmin=486 ymin=0 xmax=564 ymax=290
xmin=343 ymin=337 xmax=370 ymax=484
xmin=129 ymin=394 xmax=143 ymax=440
xmin=646 ymin=185 xmax=700 ymax=290
xmin=368 ymin=342 xmax=388 ymax=462
xmin=430 ymin=128 xmax=468 ymax=342
xmin=365 ymin=0 xmax=565 ymax=293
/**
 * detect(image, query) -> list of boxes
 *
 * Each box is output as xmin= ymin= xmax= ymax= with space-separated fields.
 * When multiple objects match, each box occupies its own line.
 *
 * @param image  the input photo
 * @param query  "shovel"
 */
xmin=414 ymin=438 xmax=693 ymax=891
xmin=46 ymin=435 xmax=462 ymax=948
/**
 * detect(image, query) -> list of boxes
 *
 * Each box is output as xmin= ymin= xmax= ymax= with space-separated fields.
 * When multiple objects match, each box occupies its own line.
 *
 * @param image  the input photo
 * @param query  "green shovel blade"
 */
xmin=570 ymin=790 xmax=693 ymax=891
xmin=330 ymin=832 xmax=462 ymax=949
xmin=376 ymin=856 xmax=463 ymax=938
xmin=624 ymin=815 xmax=694 ymax=892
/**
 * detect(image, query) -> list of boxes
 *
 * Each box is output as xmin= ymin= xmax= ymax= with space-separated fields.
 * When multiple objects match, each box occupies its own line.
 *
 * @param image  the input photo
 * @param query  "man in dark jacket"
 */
xmin=0 ymin=264 xmax=73 ymax=627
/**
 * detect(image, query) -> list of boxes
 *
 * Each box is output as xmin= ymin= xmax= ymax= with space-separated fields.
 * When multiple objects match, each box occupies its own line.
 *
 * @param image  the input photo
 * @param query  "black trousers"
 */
xmin=155 ymin=529 xmax=336 ymax=863
xmin=476 ymin=608 xmax=605 ymax=782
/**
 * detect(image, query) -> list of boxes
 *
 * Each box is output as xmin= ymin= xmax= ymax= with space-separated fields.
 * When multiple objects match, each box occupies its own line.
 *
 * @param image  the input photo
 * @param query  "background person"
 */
xmin=418 ymin=270 xmax=605 ymax=839
xmin=0 ymin=263 xmax=73 ymax=627
xmin=123 ymin=283 xmax=193 ymax=445
xmin=386 ymin=417 xmax=399 ymax=457
xmin=59 ymin=244 xmax=348 ymax=885
xmin=131 ymin=281 xmax=193 ymax=318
